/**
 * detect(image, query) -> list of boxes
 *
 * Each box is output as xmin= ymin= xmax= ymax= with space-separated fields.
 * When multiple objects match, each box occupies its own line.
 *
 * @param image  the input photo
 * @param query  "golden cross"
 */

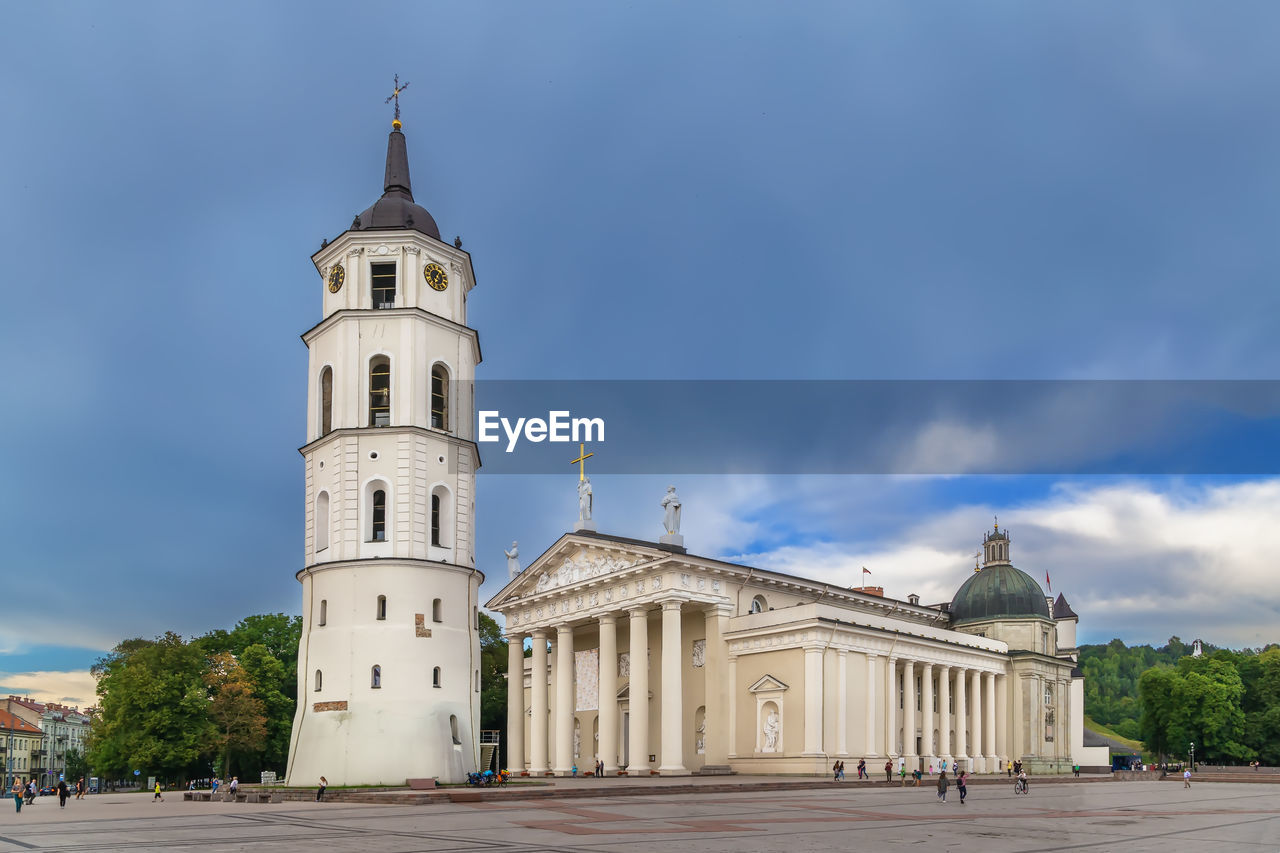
xmin=569 ymin=443 xmax=593 ymax=481
xmin=385 ymin=73 xmax=411 ymax=124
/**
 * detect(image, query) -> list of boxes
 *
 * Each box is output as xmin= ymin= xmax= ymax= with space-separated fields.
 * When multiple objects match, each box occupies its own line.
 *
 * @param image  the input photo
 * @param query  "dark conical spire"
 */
xmin=352 ymin=124 xmax=440 ymax=240
xmin=383 ymin=127 xmax=413 ymax=199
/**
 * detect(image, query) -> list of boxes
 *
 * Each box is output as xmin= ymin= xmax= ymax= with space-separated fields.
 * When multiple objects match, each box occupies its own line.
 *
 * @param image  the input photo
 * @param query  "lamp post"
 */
xmin=1189 ymin=742 xmax=1195 ymax=772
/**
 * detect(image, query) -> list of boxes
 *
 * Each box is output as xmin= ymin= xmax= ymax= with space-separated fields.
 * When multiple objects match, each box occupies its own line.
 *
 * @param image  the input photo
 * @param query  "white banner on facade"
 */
xmin=575 ymin=648 xmax=599 ymax=711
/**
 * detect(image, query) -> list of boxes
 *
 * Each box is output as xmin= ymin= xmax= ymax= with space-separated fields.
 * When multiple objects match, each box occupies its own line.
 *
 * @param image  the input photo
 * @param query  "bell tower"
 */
xmin=285 ymin=107 xmax=483 ymax=786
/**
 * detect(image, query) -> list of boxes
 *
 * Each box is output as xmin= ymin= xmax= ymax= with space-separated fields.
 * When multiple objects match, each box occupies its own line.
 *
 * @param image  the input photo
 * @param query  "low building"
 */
xmin=1 ymin=709 xmax=43 ymax=787
xmin=3 ymin=696 xmax=94 ymax=786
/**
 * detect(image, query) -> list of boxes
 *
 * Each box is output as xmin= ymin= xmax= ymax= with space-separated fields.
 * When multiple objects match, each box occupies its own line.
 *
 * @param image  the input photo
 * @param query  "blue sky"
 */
xmin=3 ymin=1 xmax=1280 ymax=705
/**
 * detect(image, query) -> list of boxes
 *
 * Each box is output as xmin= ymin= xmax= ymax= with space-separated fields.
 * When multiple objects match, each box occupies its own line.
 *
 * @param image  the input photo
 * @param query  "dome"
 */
xmin=949 ymin=564 xmax=1050 ymax=625
xmin=350 ymin=126 xmax=441 ymax=240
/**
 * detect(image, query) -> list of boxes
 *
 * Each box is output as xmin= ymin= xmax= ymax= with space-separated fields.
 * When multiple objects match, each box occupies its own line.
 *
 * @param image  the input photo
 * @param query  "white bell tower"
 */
xmin=285 ymin=110 xmax=483 ymax=786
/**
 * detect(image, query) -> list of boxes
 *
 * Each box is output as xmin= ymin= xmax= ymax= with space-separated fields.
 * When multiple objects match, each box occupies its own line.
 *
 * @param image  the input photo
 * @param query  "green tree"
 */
xmin=1138 ymin=666 xmax=1178 ymax=759
xmin=477 ymin=612 xmax=508 ymax=766
xmin=238 ymin=643 xmax=294 ymax=775
xmin=87 ymin=633 xmax=214 ymax=782
xmin=64 ymin=747 xmax=89 ymax=786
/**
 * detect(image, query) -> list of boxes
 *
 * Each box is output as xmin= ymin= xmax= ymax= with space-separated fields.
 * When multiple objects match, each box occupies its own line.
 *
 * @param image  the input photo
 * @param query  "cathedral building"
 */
xmin=488 ymin=519 xmax=1110 ymax=776
xmin=286 ymin=111 xmax=483 ymax=786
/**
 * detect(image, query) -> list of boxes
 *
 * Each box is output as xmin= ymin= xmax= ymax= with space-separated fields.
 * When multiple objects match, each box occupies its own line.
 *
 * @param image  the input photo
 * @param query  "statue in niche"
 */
xmin=696 ymin=716 xmax=706 ymax=755
xmin=504 ymin=541 xmax=520 ymax=579
xmin=618 ymin=653 xmax=630 ymax=678
xmin=692 ymin=639 xmax=705 ymax=668
xmin=573 ymin=721 xmax=581 ymax=759
xmin=661 ymin=486 xmax=682 ymax=535
xmin=763 ymin=708 xmax=780 ymax=752
xmin=578 ymin=477 xmax=593 ymax=522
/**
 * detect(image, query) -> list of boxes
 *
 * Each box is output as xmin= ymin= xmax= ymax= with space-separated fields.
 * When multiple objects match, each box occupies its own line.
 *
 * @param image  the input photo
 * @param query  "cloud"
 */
xmin=0 ymin=671 xmax=98 ymax=710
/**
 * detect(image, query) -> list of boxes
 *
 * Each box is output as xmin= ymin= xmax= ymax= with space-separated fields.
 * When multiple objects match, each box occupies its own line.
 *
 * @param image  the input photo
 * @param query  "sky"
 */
xmin=3 ymin=1 xmax=1280 ymax=707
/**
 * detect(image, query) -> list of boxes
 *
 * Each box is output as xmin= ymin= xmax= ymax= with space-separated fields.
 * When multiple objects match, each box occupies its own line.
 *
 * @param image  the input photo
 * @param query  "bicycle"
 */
xmin=1014 ymin=777 xmax=1029 ymax=795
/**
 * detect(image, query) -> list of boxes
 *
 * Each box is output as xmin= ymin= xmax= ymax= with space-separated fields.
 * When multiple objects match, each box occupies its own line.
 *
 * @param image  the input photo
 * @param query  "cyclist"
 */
xmin=1015 ymin=769 xmax=1029 ymax=794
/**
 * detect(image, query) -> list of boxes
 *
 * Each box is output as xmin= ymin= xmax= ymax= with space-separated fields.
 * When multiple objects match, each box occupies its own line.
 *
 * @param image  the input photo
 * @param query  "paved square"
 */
xmin=0 ymin=781 xmax=1276 ymax=852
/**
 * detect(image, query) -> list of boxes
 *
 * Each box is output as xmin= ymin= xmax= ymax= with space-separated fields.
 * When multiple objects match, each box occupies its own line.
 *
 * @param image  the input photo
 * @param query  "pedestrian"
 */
xmin=900 ymin=765 xmax=908 ymax=786
xmin=153 ymin=781 xmax=164 ymax=802
xmin=1007 ymin=760 xmax=1013 ymax=778
xmin=211 ymin=777 xmax=220 ymax=796
xmin=937 ymin=770 xmax=948 ymax=802
xmin=229 ymin=777 xmax=238 ymax=798
xmin=316 ymin=776 xmax=327 ymax=802
xmin=10 ymin=778 xmax=21 ymax=813
xmin=957 ymin=771 xmax=968 ymax=804
xmin=833 ymin=760 xmax=841 ymax=782
xmin=57 ymin=780 xmax=69 ymax=808
xmin=857 ymin=758 xmax=866 ymax=780
xmin=1183 ymin=769 xmax=1191 ymax=788
xmin=838 ymin=760 xmax=845 ymax=781
xmin=571 ymin=764 xmax=578 ymax=778
xmin=912 ymin=768 xmax=922 ymax=786
xmin=885 ymin=760 xmax=893 ymax=783
xmin=26 ymin=780 xmax=36 ymax=805
xmin=1073 ymin=763 xmax=1080 ymax=778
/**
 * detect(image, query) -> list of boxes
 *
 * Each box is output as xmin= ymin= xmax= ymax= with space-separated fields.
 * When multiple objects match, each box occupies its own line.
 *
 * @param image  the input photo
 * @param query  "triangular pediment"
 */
xmin=486 ymin=532 xmax=672 ymax=609
xmin=748 ymin=674 xmax=790 ymax=693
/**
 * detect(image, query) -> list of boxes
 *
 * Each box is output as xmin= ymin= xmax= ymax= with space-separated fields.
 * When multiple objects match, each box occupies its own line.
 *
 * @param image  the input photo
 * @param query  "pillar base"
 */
xmin=625 ymin=764 xmax=650 ymax=775
xmin=658 ymin=766 xmax=691 ymax=776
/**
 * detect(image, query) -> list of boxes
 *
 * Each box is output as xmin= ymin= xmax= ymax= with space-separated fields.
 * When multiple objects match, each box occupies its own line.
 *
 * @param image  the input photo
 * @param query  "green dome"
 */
xmin=949 ymin=564 xmax=1050 ymax=624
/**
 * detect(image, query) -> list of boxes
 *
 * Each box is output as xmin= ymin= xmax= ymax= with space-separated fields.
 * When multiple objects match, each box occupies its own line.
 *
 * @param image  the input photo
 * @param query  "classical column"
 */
xmin=995 ymin=673 xmax=1008 ymax=766
xmin=969 ymin=669 xmax=983 ymax=772
xmin=954 ymin=668 xmax=968 ymax=766
xmin=598 ymin=614 xmax=619 ymax=773
xmin=554 ymin=624 xmax=575 ymax=775
xmin=703 ymin=606 xmax=731 ymax=766
xmin=626 ymin=607 xmax=650 ymax=774
xmin=835 ymin=649 xmax=849 ymax=757
xmin=984 ymin=672 xmax=997 ymax=765
xmin=937 ymin=665 xmax=951 ymax=762
xmin=727 ymin=653 xmax=739 ymax=758
xmin=803 ymin=644 xmax=825 ymax=756
xmin=529 ymin=629 xmax=549 ymax=773
xmin=507 ymin=636 xmax=526 ymax=771
xmin=920 ymin=662 xmax=934 ymax=767
xmin=659 ymin=600 xmax=688 ymax=775
xmin=864 ymin=653 xmax=879 ymax=756
xmin=902 ymin=659 xmax=916 ymax=764
xmin=884 ymin=657 xmax=898 ymax=756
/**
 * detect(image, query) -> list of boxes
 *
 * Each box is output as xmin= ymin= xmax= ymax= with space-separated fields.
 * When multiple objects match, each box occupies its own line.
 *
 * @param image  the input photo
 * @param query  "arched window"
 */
xmin=370 ymin=262 xmax=396 ymax=309
xmin=372 ymin=490 xmax=386 ymax=541
xmin=432 ymin=598 xmax=442 ymax=623
xmin=319 ymin=366 xmax=333 ymax=436
xmin=430 ymin=364 xmax=449 ymax=430
xmin=749 ymin=595 xmax=767 ymax=614
xmin=319 ymin=599 xmax=327 ymax=627
xmin=369 ymin=356 xmax=391 ymax=426
xmin=430 ymin=485 xmax=452 ymax=548
xmin=450 ymin=714 xmax=460 ymax=745
xmin=371 ymin=665 xmax=382 ymax=688
xmin=433 ymin=666 xmax=441 ymax=688
xmin=314 ymin=670 xmax=323 ymax=692
xmin=315 ymin=491 xmax=330 ymax=552
xmin=376 ymin=595 xmax=387 ymax=620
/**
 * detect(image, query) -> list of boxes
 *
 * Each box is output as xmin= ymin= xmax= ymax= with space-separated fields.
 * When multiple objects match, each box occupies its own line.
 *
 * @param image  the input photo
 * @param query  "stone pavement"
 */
xmin=1 ymin=780 xmax=1277 ymax=852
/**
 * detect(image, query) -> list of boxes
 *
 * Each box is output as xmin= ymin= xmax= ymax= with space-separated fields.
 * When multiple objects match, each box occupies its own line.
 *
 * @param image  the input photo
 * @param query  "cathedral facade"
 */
xmin=488 ymin=523 xmax=1110 ymax=776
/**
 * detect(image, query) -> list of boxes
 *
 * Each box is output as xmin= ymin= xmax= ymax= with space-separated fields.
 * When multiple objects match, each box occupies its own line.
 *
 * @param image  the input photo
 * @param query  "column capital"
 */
xmin=658 ymin=597 xmax=684 ymax=611
xmin=529 ymin=628 xmax=549 ymax=640
xmin=920 ymin=661 xmax=934 ymax=673
xmin=598 ymin=612 xmax=618 ymax=625
xmin=627 ymin=605 xmax=649 ymax=618
xmin=555 ymin=623 xmax=574 ymax=637
xmin=705 ymin=602 xmax=735 ymax=617
xmin=507 ymin=635 xmax=525 ymax=646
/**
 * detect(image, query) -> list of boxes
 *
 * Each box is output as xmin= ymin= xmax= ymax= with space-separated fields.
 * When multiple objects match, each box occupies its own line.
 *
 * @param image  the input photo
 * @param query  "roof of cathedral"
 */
xmin=351 ymin=126 xmax=441 ymax=240
xmin=1053 ymin=592 xmax=1079 ymax=620
xmin=949 ymin=563 xmax=1051 ymax=624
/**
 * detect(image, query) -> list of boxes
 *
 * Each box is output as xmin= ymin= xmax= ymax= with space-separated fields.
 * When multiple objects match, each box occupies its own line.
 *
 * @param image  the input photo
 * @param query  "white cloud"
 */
xmin=0 ymin=671 xmax=98 ymax=709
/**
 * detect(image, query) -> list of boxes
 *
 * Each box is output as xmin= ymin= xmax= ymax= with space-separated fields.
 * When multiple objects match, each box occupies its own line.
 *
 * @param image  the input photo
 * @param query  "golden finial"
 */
xmin=386 ymin=73 xmax=410 ymax=129
xmin=993 ymin=514 xmax=998 ymax=531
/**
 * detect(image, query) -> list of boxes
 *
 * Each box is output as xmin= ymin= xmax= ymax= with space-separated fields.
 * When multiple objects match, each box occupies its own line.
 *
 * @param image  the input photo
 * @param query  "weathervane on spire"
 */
xmin=385 ymin=73 xmax=411 ymax=128
xmin=993 ymin=514 xmax=998 ymax=531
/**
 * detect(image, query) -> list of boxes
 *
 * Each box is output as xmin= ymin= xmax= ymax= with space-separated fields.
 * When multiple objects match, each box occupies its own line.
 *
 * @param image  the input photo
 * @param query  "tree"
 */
xmin=1138 ymin=666 xmax=1178 ymax=759
xmin=87 ymin=633 xmax=214 ymax=782
xmin=64 ymin=747 xmax=89 ymax=786
xmin=237 ymin=644 xmax=293 ymax=775
xmin=477 ymin=612 xmax=508 ymax=765
xmin=205 ymin=652 xmax=268 ymax=779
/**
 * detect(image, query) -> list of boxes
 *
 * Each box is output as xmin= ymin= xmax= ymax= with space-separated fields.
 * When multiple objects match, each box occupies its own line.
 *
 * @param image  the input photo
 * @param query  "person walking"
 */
xmin=75 ymin=778 xmax=84 ymax=800
xmin=57 ymin=780 xmax=69 ymax=808
xmin=957 ymin=770 xmax=968 ymax=804
xmin=937 ymin=770 xmax=949 ymax=803
xmin=229 ymin=777 xmax=238 ymax=799
xmin=857 ymin=758 xmax=866 ymax=780
xmin=1007 ymin=760 xmax=1013 ymax=778
xmin=10 ymin=779 xmax=22 ymax=813
xmin=153 ymin=781 xmax=164 ymax=802
xmin=833 ymin=760 xmax=841 ymax=782
xmin=1073 ymin=763 xmax=1080 ymax=778
xmin=838 ymin=760 xmax=845 ymax=781
xmin=1183 ymin=768 xmax=1192 ymax=788
xmin=884 ymin=760 xmax=893 ymax=783
xmin=316 ymin=776 xmax=327 ymax=802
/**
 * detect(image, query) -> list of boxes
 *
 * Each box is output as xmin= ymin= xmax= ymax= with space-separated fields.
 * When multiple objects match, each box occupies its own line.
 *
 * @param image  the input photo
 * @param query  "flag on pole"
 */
xmin=1045 ymin=571 xmax=1052 ymax=593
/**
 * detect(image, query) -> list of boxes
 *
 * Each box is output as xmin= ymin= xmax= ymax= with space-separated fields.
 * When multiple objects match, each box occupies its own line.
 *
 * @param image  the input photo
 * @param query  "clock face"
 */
xmin=327 ymin=264 xmax=345 ymax=293
xmin=424 ymin=262 xmax=448 ymax=292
